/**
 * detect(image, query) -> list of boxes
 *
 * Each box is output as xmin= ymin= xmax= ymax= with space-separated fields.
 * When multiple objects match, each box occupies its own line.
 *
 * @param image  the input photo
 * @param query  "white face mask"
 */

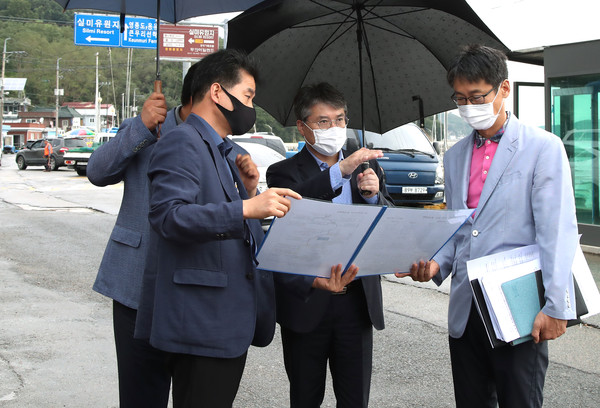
xmin=303 ymin=123 xmax=347 ymax=156
xmin=457 ymin=87 xmax=505 ymax=130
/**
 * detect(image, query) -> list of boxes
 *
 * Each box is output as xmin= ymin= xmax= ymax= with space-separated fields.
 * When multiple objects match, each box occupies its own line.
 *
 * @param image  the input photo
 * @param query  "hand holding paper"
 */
xmin=531 ymin=312 xmax=567 ymax=343
xmin=396 ymin=260 xmax=440 ymax=282
xmin=312 ymin=264 xmax=359 ymax=292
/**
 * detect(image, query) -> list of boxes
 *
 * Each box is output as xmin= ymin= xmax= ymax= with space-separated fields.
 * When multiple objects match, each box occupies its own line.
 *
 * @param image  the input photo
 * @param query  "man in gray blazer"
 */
xmin=87 ymin=63 xmax=199 ymax=407
xmin=401 ymin=45 xmax=578 ymax=407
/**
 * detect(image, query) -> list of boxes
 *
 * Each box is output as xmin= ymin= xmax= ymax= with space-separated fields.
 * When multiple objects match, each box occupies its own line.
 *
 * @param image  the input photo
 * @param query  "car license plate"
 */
xmin=402 ymin=187 xmax=427 ymax=194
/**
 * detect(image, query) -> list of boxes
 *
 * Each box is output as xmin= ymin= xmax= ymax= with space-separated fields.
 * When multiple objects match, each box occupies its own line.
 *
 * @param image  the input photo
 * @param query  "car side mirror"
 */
xmin=433 ymin=141 xmax=442 ymax=155
xmin=366 ymin=142 xmax=374 ymax=149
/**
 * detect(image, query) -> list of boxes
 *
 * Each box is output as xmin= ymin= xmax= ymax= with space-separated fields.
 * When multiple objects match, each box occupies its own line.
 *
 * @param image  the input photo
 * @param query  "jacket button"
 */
xmin=472 ymin=230 xmax=479 ymax=237
xmin=246 ymin=272 xmax=254 ymax=280
xmin=244 ymin=239 xmax=251 ymax=247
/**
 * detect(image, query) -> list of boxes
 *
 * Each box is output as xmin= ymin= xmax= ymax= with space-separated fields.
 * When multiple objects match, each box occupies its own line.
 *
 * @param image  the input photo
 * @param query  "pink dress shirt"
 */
xmin=467 ymin=139 xmax=499 ymax=209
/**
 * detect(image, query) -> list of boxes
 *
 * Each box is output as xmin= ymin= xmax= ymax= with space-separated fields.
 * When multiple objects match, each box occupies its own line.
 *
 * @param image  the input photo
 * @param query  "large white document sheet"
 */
xmin=256 ymin=198 xmax=472 ymax=277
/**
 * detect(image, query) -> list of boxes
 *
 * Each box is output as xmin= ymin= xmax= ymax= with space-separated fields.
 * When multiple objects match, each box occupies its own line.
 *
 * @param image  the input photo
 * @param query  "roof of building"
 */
xmin=62 ymin=102 xmax=114 ymax=110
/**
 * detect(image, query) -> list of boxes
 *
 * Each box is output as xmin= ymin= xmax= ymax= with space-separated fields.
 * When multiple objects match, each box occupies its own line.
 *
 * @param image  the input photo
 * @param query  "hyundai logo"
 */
xmin=408 ymin=172 xmax=418 ymax=179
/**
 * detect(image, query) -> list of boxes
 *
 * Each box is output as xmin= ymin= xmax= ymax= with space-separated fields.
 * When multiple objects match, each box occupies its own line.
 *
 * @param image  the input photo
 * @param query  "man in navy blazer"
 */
xmin=266 ymin=83 xmax=392 ymax=408
xmin=402 ymin=45 xmax=578 ymax=407
xmin=87 ymin=63 xmax=200 ymax=407
xmin=135 ymin=49 xmax=300 ymax=407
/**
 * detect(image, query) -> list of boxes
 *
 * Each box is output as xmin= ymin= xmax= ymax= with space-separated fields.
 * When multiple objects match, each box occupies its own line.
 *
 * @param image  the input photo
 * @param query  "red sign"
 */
xmin=159 ymin=25 xmax=218 ymax=59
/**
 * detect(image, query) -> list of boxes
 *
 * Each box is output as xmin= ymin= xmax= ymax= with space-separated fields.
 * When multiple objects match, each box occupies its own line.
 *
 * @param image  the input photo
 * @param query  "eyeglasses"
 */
xmin=451 ymin=87 xmax=498 ymax=106
xmin=304 ymin=116 xmax=349 ymax=130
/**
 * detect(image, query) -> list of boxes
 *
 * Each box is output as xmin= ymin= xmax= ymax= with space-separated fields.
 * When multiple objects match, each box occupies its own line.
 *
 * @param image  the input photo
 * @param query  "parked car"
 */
xmin=64 ymin=132 xmax=116 ymax=176
xmin=347 ymin=123 xmax=444 ymax=206
xmin=15 ymin=137 xmax=87 ymax=171
xmin=230 ymin=133 xmax=287 ymax=157
xmin=235 ymin=141 xmax=286 ymax=230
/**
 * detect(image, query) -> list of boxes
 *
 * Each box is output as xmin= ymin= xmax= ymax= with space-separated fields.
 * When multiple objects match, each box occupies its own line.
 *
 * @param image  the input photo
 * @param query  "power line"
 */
xmin=0 ymin=15 xmax=74 ymax=26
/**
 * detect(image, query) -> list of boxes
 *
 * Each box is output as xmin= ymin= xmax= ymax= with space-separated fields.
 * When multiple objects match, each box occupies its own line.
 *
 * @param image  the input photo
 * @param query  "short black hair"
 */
xmin=447 ymin=44 xmax=508 ymax=88
xmin=180 ymin=61 xmax=200 ymax=106
xmin=293 ymin=82 xmax=347 ymax=121
xmin=190 ymin=49 xmax=259 ymax=104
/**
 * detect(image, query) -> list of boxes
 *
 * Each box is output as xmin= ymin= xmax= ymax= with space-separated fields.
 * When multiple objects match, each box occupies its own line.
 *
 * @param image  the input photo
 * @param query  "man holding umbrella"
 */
xmin=266 ymin=82 xmax=392 ymax=407
xmin=87 ymin=61 xmax=201 ymax=407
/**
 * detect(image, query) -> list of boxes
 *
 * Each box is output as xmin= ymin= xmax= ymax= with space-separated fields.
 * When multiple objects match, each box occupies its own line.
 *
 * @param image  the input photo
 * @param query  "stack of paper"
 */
xmin=467 ymin=243 xmax=600 ymax=347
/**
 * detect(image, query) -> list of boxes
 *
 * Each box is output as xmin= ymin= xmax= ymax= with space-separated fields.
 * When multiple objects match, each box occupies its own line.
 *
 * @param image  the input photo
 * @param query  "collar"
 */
xmin=474 ymin=111 xmax=511 ymax=148
xmin=306 ymin=148 xmax=344 ymax=170
xmin=188 ymin=113 xmax=231 ymax=157
xmin=174 ymin=105 xmax=184 ymax=125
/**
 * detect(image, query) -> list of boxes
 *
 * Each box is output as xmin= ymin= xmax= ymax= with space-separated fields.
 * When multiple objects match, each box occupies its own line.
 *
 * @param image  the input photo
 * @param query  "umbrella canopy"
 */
xmin=68 ymin=128 xmax=95 ymax=136
xmin=55 ymin=0 xmax=262 ymax=23
xmin=227 ymin=0 xmax=510 ymax=134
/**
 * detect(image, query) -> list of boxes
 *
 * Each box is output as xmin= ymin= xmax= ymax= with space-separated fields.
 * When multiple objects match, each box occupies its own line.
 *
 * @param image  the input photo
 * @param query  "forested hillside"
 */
xmin=0 ymin=1 xmax=186 ymax=114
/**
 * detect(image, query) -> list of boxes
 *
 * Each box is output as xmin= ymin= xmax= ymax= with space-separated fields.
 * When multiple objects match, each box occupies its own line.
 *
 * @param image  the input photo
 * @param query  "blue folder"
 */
xmin=501 ymin=272 xmax=543 ymax=345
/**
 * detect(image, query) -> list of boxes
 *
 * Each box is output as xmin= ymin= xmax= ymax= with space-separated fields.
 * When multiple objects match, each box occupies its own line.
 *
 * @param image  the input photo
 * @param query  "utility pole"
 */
xmin=95 ymin=52 xmax=100 ymax=134
xmin=55 ymin=57 xmax=62 ymax=137
xmin=132 ymin=87 xmax=137 ymax=116
xmin=0 ymin=38 xmax=10 ymax=153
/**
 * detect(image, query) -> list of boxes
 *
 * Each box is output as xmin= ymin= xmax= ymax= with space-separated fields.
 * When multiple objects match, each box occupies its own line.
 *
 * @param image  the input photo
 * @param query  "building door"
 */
xmin=551 ymin=75 xmax=600 ymax=227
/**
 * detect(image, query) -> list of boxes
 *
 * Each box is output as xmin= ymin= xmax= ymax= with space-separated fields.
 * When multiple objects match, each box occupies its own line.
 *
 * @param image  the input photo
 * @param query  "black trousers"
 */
xmin=449 ymin=303 xmax=549 ymax=408
xmin=281 ymin=283 xmax=373 ymax=408
xmin=113 ymin=300 xmax=171 ymax=408
xmin=167 ymin=351 xmax=247 ymax=408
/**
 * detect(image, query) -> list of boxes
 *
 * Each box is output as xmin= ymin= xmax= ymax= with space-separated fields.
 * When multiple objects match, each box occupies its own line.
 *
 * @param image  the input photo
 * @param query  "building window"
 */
xmin=26 ymin=119 xmax=37 ymax=123
xmin=551 ymin=73 xmax=600 ymax=225
xmin=62 ymin=120 xmax=69 ymax=127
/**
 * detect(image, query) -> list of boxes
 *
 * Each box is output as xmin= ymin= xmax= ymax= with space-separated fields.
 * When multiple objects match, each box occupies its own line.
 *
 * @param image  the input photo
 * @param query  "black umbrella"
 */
xmin=55 ymin=0 xmax=263 ymax=91
xmin=227 ymin=0 xmax=510 ymax=136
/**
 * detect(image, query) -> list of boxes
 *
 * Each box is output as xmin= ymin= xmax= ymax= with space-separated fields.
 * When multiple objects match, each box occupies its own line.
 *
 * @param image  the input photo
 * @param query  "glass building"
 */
xmin=544 ymin=40 xmax=600 ymax=246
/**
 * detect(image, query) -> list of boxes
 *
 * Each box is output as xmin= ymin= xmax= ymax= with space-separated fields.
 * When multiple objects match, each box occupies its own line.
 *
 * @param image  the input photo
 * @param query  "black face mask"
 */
xmin=216 ymin=85 xmax=256 ymax=135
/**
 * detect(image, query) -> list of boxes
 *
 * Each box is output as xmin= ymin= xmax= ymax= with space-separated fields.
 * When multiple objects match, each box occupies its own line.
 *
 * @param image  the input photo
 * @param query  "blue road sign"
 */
xmin=121 ymin=17 xmax=158 ymax=49
xmin=74 ymin=14 xmax=120 ymax=47
xmin=73 ymin=13 xmax=157 ymax=50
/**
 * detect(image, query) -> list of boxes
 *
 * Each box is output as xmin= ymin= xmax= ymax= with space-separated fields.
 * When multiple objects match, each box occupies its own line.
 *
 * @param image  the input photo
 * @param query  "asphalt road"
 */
xmin=0 ymin=155 xmax=599 ymax=407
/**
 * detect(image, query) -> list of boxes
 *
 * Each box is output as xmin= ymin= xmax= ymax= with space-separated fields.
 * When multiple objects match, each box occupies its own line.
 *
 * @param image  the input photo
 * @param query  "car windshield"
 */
xmin=64 ymin=138 xmax=87 ymax=148
xmin=364 ymin=125 xmax=436 ymax=155
xmin=236 ymin=142 xmax=285 ymax=167
xmin=231 ymin=136 xmax=287 ymax=157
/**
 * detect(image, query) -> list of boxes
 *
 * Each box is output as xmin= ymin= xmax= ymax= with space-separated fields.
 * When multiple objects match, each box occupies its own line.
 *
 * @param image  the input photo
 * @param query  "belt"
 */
xmin=331 ymin=279 xmax=361 ymax=295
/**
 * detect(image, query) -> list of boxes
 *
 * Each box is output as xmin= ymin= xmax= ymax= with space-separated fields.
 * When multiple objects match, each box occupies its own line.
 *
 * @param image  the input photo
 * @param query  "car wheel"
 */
xmin=50 ymin=156 xmax=58 ymax=171
xmin=17 ymin=155 xmax=27 ymax=170
xmin=76 ymin=167 xmax=87 ymax=176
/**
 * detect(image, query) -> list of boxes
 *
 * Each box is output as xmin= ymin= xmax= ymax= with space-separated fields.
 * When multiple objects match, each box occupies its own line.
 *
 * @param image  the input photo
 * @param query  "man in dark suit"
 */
xmin=266 ymin=82 xmax=392 ymax=408
xmin=134 ymin=49 xmax=301 ymax=408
